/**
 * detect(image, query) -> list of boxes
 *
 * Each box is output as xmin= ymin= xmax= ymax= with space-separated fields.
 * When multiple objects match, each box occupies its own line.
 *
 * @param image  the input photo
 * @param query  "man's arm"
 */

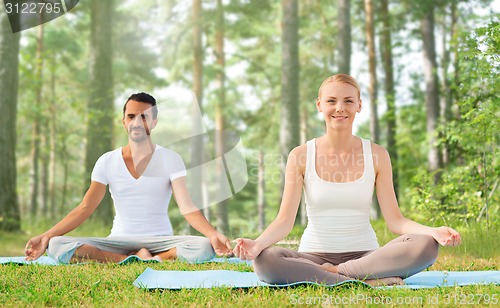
xmin=25 ymin=181 xmax=107 ymax=260
xmin=171 ymin=177 xmax=232 ymax=256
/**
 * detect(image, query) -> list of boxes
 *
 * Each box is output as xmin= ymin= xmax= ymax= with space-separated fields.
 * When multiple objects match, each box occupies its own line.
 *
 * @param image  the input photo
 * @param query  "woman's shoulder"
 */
xmin=287 ymin=143 xmax=308 ymax=170
xmin=366 ymin=141 xmax=389 ymax=156
xmin=363 ymin=140 xmax=391 ymax=170
xmin=290 ymin=143 xmax=308 ymax=156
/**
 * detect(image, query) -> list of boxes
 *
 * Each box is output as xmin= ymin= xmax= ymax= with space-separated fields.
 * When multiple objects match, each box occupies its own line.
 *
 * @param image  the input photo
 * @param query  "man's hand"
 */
xmin=432 ymin=226 xmax=461 ymax=246
xmin=208 ymin=232 xmax=233 ymax=256
xmin=25 ymin=234 xmax=50 ymax=261
xmin=233 ymin=238 xmax=263 ymax=261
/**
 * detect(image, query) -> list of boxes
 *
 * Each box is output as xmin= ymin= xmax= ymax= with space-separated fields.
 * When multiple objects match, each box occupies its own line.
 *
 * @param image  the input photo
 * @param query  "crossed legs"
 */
xmin=253 ymin=234 xmax=439 ymax=285
xmin=47 ymin=235 xmax=214 ymax=264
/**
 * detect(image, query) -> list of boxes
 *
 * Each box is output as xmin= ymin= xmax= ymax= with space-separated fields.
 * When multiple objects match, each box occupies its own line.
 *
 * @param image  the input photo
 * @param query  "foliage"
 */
xmin=406 ymin=19 xmax=500 ymax=226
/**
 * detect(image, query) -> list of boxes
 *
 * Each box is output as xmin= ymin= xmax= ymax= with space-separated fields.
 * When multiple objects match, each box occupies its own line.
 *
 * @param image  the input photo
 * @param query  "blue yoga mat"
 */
xmin=133 ymin=268 xmax=500 ymax=290
xmin=0 ymin=256 xmax=251 ymax=266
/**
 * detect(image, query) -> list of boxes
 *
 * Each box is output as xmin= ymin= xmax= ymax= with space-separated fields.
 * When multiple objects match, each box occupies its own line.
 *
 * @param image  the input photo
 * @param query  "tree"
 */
xmin=364 ymin=0 xmax=379 ymax=144
xmin=86 ymin=0 xmax=114 ymax=223
xmin=215 ymin=0 xmax=229 ymax=234
xmin=185 ymin=0 xmax=206 ymax=233
xmin=380 ymin=0 xmax=398 ymax=196
xmin=0 ymin=7 xmax=21 ymax=231
xmin=337 ymin=0 xmax=351 ymax=74
xmin=420 ymin=2 xmax=443 ymax=174
xmin=29 ymin=23 xmax=44 ymax=219
xmin=280 ymin=0 xmax=300 ymax=174
xmin=438 ymin=1 xmax=458 ymax=166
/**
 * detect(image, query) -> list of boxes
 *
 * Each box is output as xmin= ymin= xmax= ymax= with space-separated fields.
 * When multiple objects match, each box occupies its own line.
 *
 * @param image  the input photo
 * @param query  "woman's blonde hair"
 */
xmin=317 ymin=74 xmax=361 ymax=99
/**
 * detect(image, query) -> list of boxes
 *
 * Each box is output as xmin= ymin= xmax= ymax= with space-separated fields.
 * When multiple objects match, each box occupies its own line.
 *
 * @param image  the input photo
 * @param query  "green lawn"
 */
xmin=1 ymin=221 xmax=499 ymax=307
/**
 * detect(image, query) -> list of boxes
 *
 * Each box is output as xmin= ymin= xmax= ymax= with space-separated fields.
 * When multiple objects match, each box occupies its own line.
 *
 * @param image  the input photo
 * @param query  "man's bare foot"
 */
xmin=364 ymin=277 xmax=404 ymax=287
xmin=320 ymin=262 xmax=338 ymax=273
xmin=134 ymin=248 xmax=162 ymax=262
xmin=151 ymin=255 xmax=163 ymax=262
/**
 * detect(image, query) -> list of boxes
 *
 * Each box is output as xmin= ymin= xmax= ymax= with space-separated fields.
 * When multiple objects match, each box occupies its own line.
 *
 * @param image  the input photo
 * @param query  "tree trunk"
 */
xmin=364 ymin=0 xmax=379 ymax=144
xmin=364 ymin=0 xmax=381 ymax=219
xmin=380 ymin=0 xmax=398 ymax=197
xmin=215 ymin=0 xmax=229 ymax=234
xmin=189 ymin=0 xmax=206 ymax=233
xmin=87 ymin=0 xmax=114 ymax=224
xmin=299 ymin=102 xmax=307 ymax=226
xmin=421 ymin=6 xmax=443 ymax=174
xmin=40 ymin=127 xmax=49 ymax=217
xmin=337 ymin=0 xmax=351 ymax=74
xmin=29 ymin=23 xmax=44 ymax=219
xmin=280 ymin=0 xmax=300 ymax=183
xmin=49 ymin=64 xmax=57 ymax=219
xmin=450 ymin=2 xmax=460 ymax=121
xmin=440 ymin=2 xmax=455 ymax=166
xmin=0 ymin=8 xmax=21 ymax=231
xmin=257 ymin=150 xmax=266 ymax=232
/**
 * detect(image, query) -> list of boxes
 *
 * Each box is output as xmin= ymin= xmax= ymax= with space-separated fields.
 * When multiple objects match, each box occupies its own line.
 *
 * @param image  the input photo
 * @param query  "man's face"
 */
xmin=122 ymin=100 xmax=157 ymax=143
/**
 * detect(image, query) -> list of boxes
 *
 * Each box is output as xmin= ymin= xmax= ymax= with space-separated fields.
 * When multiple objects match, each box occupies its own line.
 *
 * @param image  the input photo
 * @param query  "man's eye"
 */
xmin=346 ymin=100 xmax=353 ymax=103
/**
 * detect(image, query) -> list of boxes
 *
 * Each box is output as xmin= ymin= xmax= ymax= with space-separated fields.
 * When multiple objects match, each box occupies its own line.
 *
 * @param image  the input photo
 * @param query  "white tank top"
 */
xmin=298 ymin=138 xmax=379 ymax=253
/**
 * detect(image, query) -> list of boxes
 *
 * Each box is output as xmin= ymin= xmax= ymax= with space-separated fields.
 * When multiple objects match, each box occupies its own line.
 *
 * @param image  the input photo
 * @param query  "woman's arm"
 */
xmin=25 ymin=181 xmax=106 ymax=260
xmin=234 ymin=145 xmax=306 ymax=259
xmin=373 ymin=143 xmax=461 ymax=246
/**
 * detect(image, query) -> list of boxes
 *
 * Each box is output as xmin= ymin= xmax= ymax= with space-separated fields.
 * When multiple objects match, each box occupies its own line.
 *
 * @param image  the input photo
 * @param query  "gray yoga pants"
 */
xmin=47 ymin=235 xmax=215 ymax=264
xmin=253 ymin=234 xmax=439 ymax=284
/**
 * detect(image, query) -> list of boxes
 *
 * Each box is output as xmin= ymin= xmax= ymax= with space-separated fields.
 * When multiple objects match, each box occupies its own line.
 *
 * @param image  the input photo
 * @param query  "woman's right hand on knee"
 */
xmin=233 ymin=238 xmax=264 ymax=260
xmin=25 ymin=234 xmax=50 ymax=261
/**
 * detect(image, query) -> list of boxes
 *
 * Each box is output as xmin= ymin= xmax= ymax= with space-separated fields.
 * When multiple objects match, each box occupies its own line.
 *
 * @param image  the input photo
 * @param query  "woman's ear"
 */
xmin=316 ymin=97 xmax=322 ymax=112
xmin=357 ymin=99 xmax=363 ymax=113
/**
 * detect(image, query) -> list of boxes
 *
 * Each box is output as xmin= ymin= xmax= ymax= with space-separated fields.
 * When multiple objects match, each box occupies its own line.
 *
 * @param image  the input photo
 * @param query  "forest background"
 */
xmin=0 ymin=0 xmax=498 ymax=242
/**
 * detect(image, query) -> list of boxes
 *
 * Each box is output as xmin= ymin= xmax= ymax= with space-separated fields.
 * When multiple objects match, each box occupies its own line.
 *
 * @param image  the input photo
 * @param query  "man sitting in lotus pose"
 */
xmin=25 ymin=92 xmax=232 ymax=263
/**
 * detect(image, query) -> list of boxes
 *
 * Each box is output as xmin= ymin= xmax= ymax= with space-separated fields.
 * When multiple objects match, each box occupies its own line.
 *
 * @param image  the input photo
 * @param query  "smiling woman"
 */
xmin=233 ymin=74 xmax=462 ymax=286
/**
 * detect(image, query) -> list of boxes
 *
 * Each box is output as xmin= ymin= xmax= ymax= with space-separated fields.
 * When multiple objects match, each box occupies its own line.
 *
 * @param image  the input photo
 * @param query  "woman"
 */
xmin=233 ymin=74 xmax=461 ymax=286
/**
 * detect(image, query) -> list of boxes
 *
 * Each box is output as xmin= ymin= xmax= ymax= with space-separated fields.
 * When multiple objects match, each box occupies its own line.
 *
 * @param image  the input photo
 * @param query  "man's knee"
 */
xmin=178 ymin=236 xmax=215 ymax=263
xmin=47 ymin=236 xmax=78 ymax=263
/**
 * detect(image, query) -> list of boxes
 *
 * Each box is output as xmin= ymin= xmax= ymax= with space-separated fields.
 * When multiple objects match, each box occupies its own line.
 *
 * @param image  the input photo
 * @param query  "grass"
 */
xmin=1 ymin=221 xmax=499 ymax=307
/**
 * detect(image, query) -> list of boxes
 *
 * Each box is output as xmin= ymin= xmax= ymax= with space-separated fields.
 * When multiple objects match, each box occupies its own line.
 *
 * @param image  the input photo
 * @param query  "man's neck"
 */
xmin=124 ymin=139 xmax=156 ymax=158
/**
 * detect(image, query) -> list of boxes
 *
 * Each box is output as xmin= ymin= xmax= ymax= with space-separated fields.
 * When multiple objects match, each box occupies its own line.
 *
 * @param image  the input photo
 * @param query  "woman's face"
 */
xmin=316 ymin=81 xmax=362 ymax=130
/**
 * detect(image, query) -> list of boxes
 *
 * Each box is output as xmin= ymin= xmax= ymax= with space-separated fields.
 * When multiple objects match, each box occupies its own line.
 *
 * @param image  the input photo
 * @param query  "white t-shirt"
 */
xmin=91 ymin=145 xmax=186 ymax=237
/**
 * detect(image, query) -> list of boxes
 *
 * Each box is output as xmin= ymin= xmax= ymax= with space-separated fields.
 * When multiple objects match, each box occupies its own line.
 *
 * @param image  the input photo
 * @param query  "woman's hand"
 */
xmin=432 ymin=226 xmax=461 ymax=246
xmin=25 ymin=234 xmax=50 ymax=261
xmin=233 ymin=238 xmax=263 ymax=260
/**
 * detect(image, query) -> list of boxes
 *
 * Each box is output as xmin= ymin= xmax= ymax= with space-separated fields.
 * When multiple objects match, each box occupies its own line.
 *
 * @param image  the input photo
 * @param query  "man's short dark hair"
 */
xmin=123 ymin=92 xmax=158 ymax=119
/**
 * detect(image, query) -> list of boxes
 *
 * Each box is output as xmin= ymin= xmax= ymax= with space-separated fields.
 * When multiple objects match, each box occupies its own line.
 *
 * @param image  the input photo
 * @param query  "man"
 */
xmin=25 ymin=92 xmax=232 ymax=263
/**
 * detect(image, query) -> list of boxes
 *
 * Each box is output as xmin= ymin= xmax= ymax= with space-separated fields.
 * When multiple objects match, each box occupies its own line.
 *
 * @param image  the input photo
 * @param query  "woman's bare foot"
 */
xmin=364 ymin=277 xmax=404 ymax=287
xmin=320 ymin=262 xmax=339 ymax=273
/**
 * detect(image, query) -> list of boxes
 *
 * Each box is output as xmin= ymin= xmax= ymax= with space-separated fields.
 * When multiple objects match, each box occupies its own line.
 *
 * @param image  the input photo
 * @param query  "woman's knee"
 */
xmin=409 ymin=234 xmax=439 ymax=264
xmin=254 ymin=247 xmax=282 ymax=268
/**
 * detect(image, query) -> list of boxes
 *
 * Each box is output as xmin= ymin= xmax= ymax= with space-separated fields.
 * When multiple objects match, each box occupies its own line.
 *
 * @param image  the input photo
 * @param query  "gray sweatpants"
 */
xmin=253 ymin=234 xmax=439 ymax=285
xmin=47 ymin=235 xmax=215 ymax=264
